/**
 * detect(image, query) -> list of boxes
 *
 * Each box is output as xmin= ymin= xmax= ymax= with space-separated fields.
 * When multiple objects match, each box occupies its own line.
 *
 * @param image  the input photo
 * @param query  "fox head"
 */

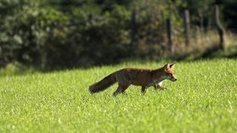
xmin=163 ymin=63 xmax=177 ymax=82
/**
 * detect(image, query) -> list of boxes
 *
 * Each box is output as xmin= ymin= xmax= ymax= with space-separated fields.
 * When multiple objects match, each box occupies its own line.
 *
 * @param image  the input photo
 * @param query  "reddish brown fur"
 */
xmin=88 ymin=63 xmax=177 ymax=96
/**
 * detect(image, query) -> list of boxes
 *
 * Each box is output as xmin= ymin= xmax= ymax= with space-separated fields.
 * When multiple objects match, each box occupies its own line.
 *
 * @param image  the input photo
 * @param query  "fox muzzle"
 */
xmin=170 ymin=76 xmax=177 ymax=81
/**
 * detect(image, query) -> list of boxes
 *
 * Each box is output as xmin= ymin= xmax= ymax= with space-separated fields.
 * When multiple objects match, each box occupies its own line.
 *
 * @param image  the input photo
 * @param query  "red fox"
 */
xmin=88 ymin=63 xmax=177 ymax=96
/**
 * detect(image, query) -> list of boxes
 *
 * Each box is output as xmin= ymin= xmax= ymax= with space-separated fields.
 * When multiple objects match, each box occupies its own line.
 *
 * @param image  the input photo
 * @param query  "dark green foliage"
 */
xmin=0 ymin=0 xmax=236 ymax=69
xmin=222 ymin=0 xmax=237 ymax=32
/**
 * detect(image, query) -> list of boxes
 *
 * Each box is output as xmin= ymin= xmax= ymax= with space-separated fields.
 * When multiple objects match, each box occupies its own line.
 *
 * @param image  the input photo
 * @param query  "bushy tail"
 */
xmin=88 ymin=72 xmax=117 ymax=94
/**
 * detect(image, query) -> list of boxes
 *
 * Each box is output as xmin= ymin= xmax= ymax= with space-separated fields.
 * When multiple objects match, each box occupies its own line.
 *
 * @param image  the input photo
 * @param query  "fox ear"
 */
xmin=170 ymin=63 xmax=175 ymax=68
xmin=164 ymin=64 xmax=170 ymax=71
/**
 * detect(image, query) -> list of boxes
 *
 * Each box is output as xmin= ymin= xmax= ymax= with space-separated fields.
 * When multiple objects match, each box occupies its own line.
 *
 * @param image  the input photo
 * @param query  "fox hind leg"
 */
xmin=113 ymin=84 xmax=129 ymax=96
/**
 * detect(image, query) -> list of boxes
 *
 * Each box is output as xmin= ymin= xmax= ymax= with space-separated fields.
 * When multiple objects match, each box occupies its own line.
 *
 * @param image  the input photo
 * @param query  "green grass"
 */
xmin=0 ymin=59 xmax=236 ymax=133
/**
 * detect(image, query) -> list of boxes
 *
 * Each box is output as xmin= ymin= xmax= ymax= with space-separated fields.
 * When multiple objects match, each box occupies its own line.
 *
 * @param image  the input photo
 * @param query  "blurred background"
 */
xmin=0 ymin=0 xmax=236 ymax=71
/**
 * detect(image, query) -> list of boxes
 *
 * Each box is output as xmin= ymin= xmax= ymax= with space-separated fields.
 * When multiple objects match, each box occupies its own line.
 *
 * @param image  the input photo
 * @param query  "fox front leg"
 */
xmin=154 ymin=82 xmax=167 ymax=90
xmin=141 ymin=86 xmax=147 ymax=94
xmin=153 ymin=84 xmax=158 ymax=89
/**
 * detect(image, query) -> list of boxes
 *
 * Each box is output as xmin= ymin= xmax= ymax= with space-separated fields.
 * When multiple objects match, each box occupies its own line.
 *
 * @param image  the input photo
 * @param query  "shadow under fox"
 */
xmin=88 ymin=63 xmax=177 ymax=96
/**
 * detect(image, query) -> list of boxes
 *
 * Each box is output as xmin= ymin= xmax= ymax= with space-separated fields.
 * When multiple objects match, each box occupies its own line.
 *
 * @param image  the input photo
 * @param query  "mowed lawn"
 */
xmin=0 ymin=59 xmax=236 ymax=133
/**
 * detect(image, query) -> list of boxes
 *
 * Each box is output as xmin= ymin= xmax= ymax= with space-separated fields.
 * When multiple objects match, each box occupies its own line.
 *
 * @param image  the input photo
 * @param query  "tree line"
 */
xmin=0 ymin=0 xmax=236 ymax=69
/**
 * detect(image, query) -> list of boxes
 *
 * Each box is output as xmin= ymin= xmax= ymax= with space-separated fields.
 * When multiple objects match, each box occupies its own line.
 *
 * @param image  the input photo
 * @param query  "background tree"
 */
xmin=0 ymin=0 xmax=236 ymax=69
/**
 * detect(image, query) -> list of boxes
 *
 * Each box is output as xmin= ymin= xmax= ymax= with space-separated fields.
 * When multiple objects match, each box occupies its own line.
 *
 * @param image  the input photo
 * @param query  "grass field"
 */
xmin=0 ymin=58 xmax=236 ymax=133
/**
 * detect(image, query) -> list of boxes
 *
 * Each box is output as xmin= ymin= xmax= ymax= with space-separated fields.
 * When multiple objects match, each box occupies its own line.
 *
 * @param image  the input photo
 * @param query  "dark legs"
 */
xmin=113 ymin=84 xmax=166 ymax=96
xmin=142 ymin=84 xmax=166 ymax=94
xmin=141 ymin=86 xmax=147 ymax=94
xmin=113 ymin=84 xmax=129 ymax=97
xmin=153 ymin=84 xmax=167 ymax=90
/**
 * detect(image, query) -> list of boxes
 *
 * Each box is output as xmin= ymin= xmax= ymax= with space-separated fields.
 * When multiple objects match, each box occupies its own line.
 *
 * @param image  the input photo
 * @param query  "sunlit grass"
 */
xmin=0 ymin=59 xmax=236 ymax=132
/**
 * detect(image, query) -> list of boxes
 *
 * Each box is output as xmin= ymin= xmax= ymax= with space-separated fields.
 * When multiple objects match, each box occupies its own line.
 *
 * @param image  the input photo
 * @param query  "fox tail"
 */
xmin=88 ymin=72 xmax=117 ymax=94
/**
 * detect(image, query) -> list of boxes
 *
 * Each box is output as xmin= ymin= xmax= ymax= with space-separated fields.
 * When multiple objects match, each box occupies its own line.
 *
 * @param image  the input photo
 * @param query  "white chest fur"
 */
xmin=158 ymin=81 xmax=163 ymax=86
